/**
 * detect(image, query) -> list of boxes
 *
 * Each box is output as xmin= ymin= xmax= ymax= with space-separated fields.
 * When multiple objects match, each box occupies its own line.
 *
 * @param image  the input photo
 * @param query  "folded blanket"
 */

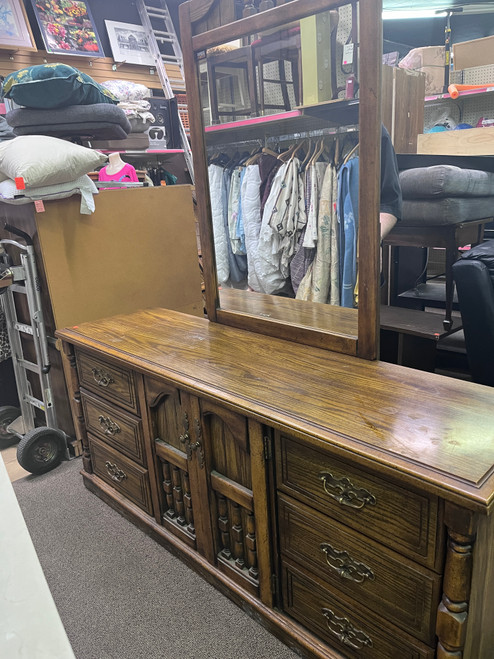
xmin=0 ymin=175 xmax=98 ymax=214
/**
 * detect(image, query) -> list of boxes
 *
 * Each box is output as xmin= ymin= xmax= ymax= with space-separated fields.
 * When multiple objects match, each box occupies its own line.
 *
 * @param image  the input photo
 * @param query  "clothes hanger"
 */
xmin=342 ymin=141 xmax=359 ymax=165
xmin=262 ymin=146 xmax=279 ymax=158
xmin=301 ymin=138 xmax=314 ymax=170
xmin=288 ymin=138 xmax=308 ymax=162
xmin=308 ymin=139 xmax=325 ymax=167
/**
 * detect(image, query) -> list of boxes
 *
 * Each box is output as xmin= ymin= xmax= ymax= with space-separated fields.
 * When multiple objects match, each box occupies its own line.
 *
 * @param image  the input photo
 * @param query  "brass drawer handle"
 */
xmin=322 ymin=608 xmax=373 ymax=650
xmin=319 ymin=471 xmax=376 ymax=510
xmin=91 ymin=367 xmax=114 ymax=388
xmin=320 ymin=542 xmax=375 ymax=583
xmin=105 ymin=461 xmax=127 ymax=483
xmin=98 ymin=415 xmax=121 ymax=436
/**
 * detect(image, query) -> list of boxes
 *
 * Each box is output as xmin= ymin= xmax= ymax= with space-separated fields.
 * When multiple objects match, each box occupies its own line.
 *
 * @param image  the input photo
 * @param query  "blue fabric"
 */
xmin=222 ymin=169 xmax=247 ymax=283
xmin=338 ymin=157 xmax=359 ymax=308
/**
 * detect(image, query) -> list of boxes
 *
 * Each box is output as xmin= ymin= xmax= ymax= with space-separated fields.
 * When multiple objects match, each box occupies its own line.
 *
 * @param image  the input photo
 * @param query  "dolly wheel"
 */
xmin=16 ymin=427 xmax=66 ymax=475
xmin=0 ymin=405 xmax=21 ymax=444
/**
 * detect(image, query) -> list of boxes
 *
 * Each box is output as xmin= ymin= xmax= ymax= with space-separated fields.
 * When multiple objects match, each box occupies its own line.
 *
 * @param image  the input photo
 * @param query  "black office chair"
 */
xmin=452 ymin=241 xmax=494 ymax=386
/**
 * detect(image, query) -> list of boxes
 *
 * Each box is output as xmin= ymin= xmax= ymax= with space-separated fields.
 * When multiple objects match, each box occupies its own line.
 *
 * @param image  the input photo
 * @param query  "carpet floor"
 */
xmin=13 ymin=458 xmax=298 ymax=659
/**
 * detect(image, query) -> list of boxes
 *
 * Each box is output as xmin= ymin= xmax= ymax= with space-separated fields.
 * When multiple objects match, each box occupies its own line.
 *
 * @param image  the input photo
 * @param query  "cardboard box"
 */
xmin=399 ymin=45 xmax=445 ymax=95
xmin=453 ymin=35 xmax=494 ymax=71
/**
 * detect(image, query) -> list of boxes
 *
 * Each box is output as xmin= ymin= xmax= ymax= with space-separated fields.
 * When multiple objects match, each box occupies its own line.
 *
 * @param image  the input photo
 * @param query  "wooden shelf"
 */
xmin=98 ymin=149 xmax=185 ymax=155
xmin=204 ymin=100 xmax=359 ymax=146
xmin=299 ymin=97 xmax=360 ymax=124
xmin=425 ymin=87 xmax=494 ymax=103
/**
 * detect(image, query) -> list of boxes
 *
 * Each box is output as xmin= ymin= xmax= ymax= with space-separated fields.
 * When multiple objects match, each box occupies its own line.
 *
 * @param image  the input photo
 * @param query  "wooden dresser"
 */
xmin=57 ymin=308 xmax=494 ymax=659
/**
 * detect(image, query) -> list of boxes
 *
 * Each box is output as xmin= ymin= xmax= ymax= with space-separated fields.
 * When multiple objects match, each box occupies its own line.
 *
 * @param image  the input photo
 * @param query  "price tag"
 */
xmin=15 ymin=177 xmax=25 ymax=190
xmin=343 ymin=43 xmax=354 ymax=66
xmin=34 ymin=200 xmax=45 ymax=213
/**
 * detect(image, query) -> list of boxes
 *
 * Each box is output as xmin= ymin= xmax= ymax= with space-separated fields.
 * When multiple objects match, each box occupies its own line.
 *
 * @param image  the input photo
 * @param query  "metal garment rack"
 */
xmin=136 ymin=0 xmax=194 ymax=183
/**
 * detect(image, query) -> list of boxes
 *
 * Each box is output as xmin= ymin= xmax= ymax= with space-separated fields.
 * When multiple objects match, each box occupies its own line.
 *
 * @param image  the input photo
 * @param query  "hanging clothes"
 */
xmin=227 ymin=167 xmax=244 ymax=255
xmin=338 ymin=156 xmax=359 ymax=308
xmin=222 ymin=167 xmax=248 ymax=284
xmin=302 ymin=161 xmax=327 ymax=249
xmin=241 ymin=163 xmax=265 ymax=292
xmin=208 ymin=164 xmax=230 ymax=285
xmin=257 ymin=158 xmax=306 ymax=295
xmin=259 ymin=153 xmax=283 ymax=215
xmin=296 ymin=163 xmax=338 ymax=304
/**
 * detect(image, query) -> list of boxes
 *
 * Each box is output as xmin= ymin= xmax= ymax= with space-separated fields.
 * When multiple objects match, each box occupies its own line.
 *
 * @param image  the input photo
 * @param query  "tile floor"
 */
xmin=1 ymin=443 xmax=29 ymax=482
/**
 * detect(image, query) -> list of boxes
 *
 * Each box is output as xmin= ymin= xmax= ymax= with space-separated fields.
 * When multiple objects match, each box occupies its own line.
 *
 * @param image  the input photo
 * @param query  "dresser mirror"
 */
xmin=180 ymin=0 xmax=382 ymax=359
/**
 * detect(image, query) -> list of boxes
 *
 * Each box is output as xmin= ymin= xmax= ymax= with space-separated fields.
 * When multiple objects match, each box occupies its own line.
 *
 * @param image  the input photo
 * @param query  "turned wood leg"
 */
xmin=436 ymin=502 xmax=477 ymax=658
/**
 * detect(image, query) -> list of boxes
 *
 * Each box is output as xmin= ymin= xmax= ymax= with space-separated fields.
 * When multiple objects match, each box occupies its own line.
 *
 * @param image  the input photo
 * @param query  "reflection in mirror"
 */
xmin=199 ymin=3 xmax=368 ymax=342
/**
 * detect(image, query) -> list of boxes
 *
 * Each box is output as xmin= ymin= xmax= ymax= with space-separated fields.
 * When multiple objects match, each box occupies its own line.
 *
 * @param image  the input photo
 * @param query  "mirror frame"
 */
xmin=180 ymin=0 xmax=382 ymax=360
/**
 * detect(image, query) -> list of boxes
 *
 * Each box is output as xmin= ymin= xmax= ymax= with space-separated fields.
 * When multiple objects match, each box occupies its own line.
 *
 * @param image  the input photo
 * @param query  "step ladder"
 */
xmin=137 ymin=0 xmax=194 ymax=183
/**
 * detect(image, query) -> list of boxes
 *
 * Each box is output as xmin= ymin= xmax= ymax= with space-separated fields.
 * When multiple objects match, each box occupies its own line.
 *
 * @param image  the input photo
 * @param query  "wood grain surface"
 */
xmin=57 ymin=307 xmax=494 ymax=510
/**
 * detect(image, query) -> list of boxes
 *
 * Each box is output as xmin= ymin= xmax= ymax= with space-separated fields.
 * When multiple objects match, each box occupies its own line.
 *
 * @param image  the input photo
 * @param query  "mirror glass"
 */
xmin=195 ymin=1 xmax=378 ymax=352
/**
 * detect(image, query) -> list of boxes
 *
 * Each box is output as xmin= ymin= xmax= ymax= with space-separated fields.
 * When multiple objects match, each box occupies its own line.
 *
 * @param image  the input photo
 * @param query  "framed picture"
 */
xmin=0 ymin=0 xmax=37 ymax=50
xmin=105 ymin=20 xmax=155 ymax=67
xmin=31 ymin=0 xmax=104 ymax=57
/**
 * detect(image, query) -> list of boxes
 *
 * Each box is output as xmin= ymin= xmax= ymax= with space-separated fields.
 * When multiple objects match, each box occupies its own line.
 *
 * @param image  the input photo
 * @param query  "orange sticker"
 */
xmin=15 ymin=177 xmax=25 ymax=190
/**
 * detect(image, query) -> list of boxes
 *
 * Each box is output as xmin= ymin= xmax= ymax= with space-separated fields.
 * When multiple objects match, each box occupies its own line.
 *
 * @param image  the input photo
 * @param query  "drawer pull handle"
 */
xmin=322 ymin=608 xmax=373 ymax=650
xmin=98 ymin=415 xmax=121 ymax=436
xmin=91 ymin=368 xmax=114 ymax=388
xmin=319 ymin=471 xmax=376 ymax=510
xmin=320 ymin=542 xmax=375 ymax=583
xmin=105 ymin=461 xmax=127 ymax=483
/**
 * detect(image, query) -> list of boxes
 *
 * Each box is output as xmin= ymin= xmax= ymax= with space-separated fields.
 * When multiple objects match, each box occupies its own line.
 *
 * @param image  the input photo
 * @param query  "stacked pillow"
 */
xmin=94 ymin=80 xmax=155 ymax=149
xmin=0 ymin=135 xmax=106 ymax=214
xmin=2 ymin=64 xmax=131 ymax=141
xmin=2 ymin=63 xmax=118 ymax=109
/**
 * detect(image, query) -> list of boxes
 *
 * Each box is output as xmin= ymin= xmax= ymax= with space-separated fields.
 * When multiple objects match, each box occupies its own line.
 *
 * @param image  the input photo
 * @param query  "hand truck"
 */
xmin=0 ymin=223 xmax=69 ymax=475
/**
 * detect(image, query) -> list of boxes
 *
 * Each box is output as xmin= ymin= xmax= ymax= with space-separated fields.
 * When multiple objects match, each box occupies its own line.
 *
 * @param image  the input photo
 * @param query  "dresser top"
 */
xmin=57 ymin=308 xmax=494 ymax=512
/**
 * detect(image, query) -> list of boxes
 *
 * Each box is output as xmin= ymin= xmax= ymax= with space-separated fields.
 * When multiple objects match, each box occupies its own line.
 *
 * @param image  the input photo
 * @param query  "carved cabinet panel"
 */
xmin=145 ymin=378 xmax=270 ymax=599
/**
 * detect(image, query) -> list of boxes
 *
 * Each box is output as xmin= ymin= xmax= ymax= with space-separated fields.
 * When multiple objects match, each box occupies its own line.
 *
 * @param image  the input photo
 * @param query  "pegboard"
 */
xmin=334 ymin=2 xmax=357 ymax=99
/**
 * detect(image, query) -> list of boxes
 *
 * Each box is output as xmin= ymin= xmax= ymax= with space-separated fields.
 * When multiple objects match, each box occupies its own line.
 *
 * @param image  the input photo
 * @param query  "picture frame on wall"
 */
xmin=105 ymin=20 xmax=155 ymax=67
xmin=0 ymin=0 xmax=37 ymax=51
xmin=30 ymin=0 xmax=104 ymax=57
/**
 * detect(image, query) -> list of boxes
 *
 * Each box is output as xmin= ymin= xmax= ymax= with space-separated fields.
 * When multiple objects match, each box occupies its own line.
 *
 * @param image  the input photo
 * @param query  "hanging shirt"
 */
xmin=338 ymin=157 xmax=359 ymax=308
xmin=302 ymin=161 xmax=327 ymax=249
xmin=208 ymin=164 xmax=230 ymax=285
xmin=241 ymin=164 xmax=264 ymax=292
xmin=98 ymin=163 xmax=139 ymax=183
xmin=258 ymin=159 xmax=306 ymax=294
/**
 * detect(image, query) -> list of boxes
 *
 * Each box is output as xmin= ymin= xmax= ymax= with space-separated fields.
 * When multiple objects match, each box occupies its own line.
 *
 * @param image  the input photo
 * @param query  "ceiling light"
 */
xmin=382 ymin=10 xmax=448 ymax=19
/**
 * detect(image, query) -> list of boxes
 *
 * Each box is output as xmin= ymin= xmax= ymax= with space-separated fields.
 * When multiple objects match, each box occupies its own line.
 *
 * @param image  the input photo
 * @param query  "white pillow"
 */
xmin=101 ymin=80 xmax=150 ymax=101
xmin=0 ymin=136 xmax=107 ymax=188
xmin=0 ymin=174 xmax=98 ymax=214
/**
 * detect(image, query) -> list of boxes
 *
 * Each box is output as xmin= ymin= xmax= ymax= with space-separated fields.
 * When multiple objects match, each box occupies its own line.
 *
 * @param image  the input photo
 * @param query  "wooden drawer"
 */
xmin=76 ymin=351 xmax=139 ymax=414
xmin=282 ymin=560 xmax=435 ymax=659
xmin=81 ymin=391 xmax=146 ymax=466
xmin=89 ymin=435 xmax=152 ymax=515
xmin=278 ymin=494 xmax=441 ymax=644
xmin=275 ymin=433 xmax=440 ymax=568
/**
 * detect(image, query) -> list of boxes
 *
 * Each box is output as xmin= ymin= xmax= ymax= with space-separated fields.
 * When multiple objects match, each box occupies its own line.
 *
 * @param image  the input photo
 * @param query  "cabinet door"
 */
xmin=191 ymin=397 xmax=271 ymax=601
xmin=146 ymin=378 xmax=199 ymax=549
xmin=146 ymin=380 xmax=272 ymax=602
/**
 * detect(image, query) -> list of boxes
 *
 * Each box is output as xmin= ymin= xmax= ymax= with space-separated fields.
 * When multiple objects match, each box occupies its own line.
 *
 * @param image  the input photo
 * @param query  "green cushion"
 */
xmin=2 ymin=63 xmax=118 ymax=109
